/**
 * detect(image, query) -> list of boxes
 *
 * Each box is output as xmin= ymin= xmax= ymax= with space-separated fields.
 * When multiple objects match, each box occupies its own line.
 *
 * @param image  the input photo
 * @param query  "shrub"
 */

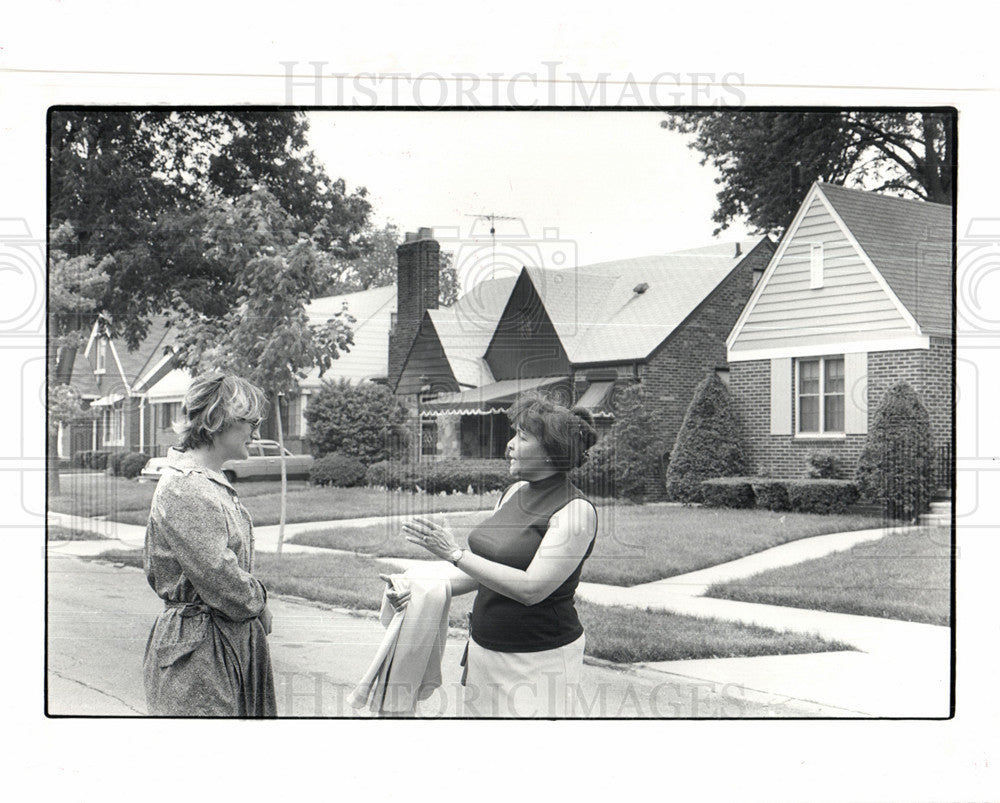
xmin=107 ymin=450 xmax=132 ymax=476
xmin=786 ymin=480 xmax=859 ymax=514
xmin=666 ymin=374 xmax=749 ymax=503
xmin=806 ymin=450 xmax=837 ymax=479
xmin=752 ymin=479 xmax=791 ymax=511
xmin=578 ymin=386 xmax=667 ymax=501
xmin=305 ymin=378 xmax=410 ymax=464
xmin=77 ymin=450 xmax=111 ymax=470
xmin=701 ymin=477 xmax=756 ymax=508
xmin=365 ymin=460 xmax=409 ymax=490
xmin=570 ymin=436 xmax=617 ymax=498
xmin=119 ymin=452 xmax=150 ymax=479
xmin=310 ymin=453 xmax=367 ymax=487
xmin=855 ymin=383 xmax=934 ymax=521
xmin=364 ymin=459 xmax=510 ymax=494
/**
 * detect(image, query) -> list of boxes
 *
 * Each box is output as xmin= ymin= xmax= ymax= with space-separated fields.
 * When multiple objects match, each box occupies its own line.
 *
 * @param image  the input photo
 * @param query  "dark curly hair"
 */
xmin=506 ymin=392 xmax=598 ymax=472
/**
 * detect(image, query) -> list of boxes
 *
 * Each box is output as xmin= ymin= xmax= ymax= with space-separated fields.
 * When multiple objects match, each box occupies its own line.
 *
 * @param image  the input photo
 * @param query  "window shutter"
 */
xmin=770 ymin=357 xmax=792 ymax=435
xmin=844 ymin=352 xmax=868 ymax=434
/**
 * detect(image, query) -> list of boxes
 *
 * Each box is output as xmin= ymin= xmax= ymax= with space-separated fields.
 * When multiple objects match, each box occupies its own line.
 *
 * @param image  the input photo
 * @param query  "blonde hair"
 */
xmin=173 ymin=372 xmax=269 ymax=451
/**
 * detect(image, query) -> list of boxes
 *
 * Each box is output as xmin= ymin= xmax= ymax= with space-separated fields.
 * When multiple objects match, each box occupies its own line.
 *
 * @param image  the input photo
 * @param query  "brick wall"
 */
xmin=388 ymin=234 xmax=440 ymax=391
xmin=638 ymin=240 xmax=772 ymax=458
xmin=731 ymin=337 xmax=954 ymax=479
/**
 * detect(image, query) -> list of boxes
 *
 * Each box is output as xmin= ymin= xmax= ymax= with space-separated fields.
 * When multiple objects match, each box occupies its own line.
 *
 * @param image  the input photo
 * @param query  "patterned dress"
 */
xmin=142 ymin=449 xmax=275 ymax=716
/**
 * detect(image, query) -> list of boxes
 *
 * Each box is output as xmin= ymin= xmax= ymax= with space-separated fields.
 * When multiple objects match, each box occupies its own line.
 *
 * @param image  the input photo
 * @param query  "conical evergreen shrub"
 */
xmin=855 ymin=382 xmax=933 ymax=521
xmin=665 ymin=373 xmax=748 ymax=503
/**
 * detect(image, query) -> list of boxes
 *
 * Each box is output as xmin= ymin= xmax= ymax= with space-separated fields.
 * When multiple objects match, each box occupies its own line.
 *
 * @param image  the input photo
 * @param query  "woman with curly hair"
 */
xmin=398 ymin=392 xmax=599 ymax=717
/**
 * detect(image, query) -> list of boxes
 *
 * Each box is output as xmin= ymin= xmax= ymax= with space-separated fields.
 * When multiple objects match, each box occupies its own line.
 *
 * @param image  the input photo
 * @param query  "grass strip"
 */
xmin=289 ymin=507 xmax=885 ymax=586
xmin=89 ymin=549 xmax=850 ymax=663
xmin=705 ymin=527 xmax=951 ymax=626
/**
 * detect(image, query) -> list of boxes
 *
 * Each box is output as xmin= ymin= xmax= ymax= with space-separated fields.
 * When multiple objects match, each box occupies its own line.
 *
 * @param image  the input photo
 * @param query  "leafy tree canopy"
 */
xmin=49 ymin=110 xmax=372 ymax=347
xmin=316 ymin=220 xmax=459 ymax=306
xmin=662 ymin=110 xmax=954 ymax=235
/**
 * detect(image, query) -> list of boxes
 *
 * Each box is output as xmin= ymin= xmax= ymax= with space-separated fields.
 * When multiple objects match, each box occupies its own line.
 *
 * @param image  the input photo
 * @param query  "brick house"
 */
xmin=392 ymin=232 xmax=776 ymax=463
xmin=726 ymin=182 xmax=953 ymax=487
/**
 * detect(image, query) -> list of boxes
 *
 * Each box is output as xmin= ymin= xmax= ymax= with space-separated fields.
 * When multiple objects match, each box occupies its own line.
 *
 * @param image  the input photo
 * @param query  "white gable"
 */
xmin=728 ymin=186 xmax=927 ymax=361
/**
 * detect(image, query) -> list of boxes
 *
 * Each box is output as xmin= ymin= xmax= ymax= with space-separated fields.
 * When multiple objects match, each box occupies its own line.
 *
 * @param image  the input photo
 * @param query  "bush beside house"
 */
xmin=855 ymin=382 xmax=934 ymax=520
xmin=666 ymin=374 xmax=748 ymax=503
xmin=365 ymin=459 xmax=510 ymax=494
xmin=310 ymin=454 xmax=367 ymax=487
xmin=305 ymin=378 xmax=410 ymax=464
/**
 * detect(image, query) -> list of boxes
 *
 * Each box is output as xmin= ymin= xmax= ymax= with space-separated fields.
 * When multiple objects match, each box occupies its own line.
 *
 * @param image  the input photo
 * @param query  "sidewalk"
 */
xmin=47 ymin=509 xmax=951 ymax=717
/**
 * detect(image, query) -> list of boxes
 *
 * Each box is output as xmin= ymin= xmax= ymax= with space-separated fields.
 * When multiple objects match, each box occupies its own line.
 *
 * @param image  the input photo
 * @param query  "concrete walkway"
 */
xmin=47 ymin=509 xmax=951 ymax=717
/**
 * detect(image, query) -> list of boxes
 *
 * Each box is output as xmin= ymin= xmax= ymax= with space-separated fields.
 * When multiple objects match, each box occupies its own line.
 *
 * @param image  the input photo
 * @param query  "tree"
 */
xmin=304 ymin=378 xmax=410 ymax=464
xmin=170 ymin=190 xmax=356 ymax=553
xmin=316 ymin=221 xmax=459 ymax=305
xmin=47 ymin=222 xmax=111 ymax=493
xmin=856 ymin=383 xmax=934 ymax=521
xmin=48 ymin=109 xmax=372 ymax=348
xmin=661 ymin=111 xmax=954 ymax=235
xmin=570 ymin=385 xmax=667 ymax=502
xmin=665 ymin=374 xmax=748 ymax=503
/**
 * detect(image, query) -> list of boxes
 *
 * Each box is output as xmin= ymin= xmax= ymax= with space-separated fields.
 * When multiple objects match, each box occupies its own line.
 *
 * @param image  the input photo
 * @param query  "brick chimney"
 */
xmin=388 ymin=228 xmax=440 ymax=391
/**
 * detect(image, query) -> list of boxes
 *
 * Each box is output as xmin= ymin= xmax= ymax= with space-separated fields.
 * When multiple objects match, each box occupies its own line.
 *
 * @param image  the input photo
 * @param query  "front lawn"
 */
xmin=289 ymin=506 xmax=885 ymax=586
xmin=705 ymin=527 xmax=952 ymax=626
xmin=90 ymin=549 xmax=848 ymax=663
xmin=49 ymin=473 xmax=502 ymax=526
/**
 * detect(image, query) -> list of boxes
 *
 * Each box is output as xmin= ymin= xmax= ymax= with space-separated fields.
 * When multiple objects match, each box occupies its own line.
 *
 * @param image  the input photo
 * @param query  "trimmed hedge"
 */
xmin=697 ymin=477 xmax=858 ymax=513
xmin=365 ymin=459 xmax=511 ymax=494
xmin=786 ymin=480 xmax=859 ymax=514
xmin=310 ymin=454 xmax=367 ymax=488
xmin=751 ymin=479 xmax=791 ymax=511
xmin=119 ymin=452 xmax=150 ymax=479
xmin=107 ymin=450 xmax=132 ymax=476
xmin=72 ymin=450 xmax=112 ymax=470
xmin=701 ymin=478 xmax=755 ymax=509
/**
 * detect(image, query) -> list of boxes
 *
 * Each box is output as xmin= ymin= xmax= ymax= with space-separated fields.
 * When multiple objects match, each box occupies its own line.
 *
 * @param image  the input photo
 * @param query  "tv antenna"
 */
xmin=465 ymin=212 xmax=520 ymax=281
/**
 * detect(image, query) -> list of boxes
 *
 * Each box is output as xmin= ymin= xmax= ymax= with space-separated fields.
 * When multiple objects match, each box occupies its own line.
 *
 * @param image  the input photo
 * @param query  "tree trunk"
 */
xmin=275 ymin=394 xmax=288 ymax=556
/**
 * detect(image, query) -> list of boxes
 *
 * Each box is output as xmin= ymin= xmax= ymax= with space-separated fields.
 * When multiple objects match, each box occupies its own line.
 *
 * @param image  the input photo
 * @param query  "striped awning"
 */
xmin=574 ymin=380 xmax=615 ymax=417
xmin=421 ymin=376 xmax=567 ymax=416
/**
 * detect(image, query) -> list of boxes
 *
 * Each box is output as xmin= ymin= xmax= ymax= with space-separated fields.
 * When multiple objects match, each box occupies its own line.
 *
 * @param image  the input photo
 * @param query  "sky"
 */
xmin=305 ymin=111 xmax=753 ymax=269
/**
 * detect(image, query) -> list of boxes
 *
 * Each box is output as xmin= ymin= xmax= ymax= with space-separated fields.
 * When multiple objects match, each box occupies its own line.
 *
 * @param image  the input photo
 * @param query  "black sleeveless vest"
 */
xmin=468 ymin=472 xmax=596 ymax=652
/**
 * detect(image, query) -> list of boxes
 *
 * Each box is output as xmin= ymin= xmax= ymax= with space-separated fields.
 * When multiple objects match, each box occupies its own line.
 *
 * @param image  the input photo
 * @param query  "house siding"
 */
xmin=732 ymin=196 xmax=914 ymax=355
xmin=731 ymin=337 xmax=953 ymax=480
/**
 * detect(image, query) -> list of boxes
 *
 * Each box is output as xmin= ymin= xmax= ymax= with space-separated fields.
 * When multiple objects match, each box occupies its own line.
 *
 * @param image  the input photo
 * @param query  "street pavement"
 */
xmin=47 ymin=509 xmax=952 ymax=718
xmin=47 ymin=555 xmax=836 ymax=718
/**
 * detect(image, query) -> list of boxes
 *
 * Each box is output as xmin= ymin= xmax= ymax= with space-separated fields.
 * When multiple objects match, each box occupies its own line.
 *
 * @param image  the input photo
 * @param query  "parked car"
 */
xmin=139 ymin=455 xmax=169 ymax=482
xmin=139 ymin=442 xmax=314 ymax=483
xmin=222 ymin=440 xmax=314 ymax=482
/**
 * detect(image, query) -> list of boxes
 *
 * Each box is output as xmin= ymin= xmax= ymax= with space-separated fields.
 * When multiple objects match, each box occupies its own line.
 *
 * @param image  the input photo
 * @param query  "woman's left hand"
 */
xmin=402 ymin=516 xmax=460 ymax=561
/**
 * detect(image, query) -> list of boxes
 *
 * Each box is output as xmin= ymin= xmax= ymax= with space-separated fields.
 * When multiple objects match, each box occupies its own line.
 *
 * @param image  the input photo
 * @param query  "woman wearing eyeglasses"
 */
xmin=142 ymin=372 xmax=276 ymax=717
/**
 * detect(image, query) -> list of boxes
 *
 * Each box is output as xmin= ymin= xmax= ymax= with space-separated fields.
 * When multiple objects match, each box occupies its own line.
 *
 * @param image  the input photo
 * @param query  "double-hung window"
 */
xmin=796 ymin=356 xmax=844 ymax=435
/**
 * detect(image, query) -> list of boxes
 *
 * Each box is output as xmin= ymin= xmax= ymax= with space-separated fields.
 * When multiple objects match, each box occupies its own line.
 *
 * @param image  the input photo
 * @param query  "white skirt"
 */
xmin=461 ymin=633 xmax=585 ymax=718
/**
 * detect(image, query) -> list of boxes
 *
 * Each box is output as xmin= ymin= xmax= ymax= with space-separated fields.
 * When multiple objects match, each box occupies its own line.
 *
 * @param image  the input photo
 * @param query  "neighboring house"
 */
xmin=62 ymin=284 xmax=398 ymax=458
xmin=726 ymin=182 xmax=953 ymax=486
xmin=392 ymin=232 xmax=776 ymax=463
xmin=63 ymin=317 xmax=175 ymax=458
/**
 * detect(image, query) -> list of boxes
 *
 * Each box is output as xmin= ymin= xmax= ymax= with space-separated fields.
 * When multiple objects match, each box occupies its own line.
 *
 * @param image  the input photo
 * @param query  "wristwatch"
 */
xmin=447 ymin=548 xmax=465 ymax=565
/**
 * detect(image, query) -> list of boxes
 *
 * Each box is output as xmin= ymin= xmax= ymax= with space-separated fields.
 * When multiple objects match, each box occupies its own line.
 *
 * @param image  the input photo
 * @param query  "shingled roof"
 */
xmin=557 ymin=240 xmax=769 ymax=363
xmin=819 ymin=183 xmax=952 ymax=337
